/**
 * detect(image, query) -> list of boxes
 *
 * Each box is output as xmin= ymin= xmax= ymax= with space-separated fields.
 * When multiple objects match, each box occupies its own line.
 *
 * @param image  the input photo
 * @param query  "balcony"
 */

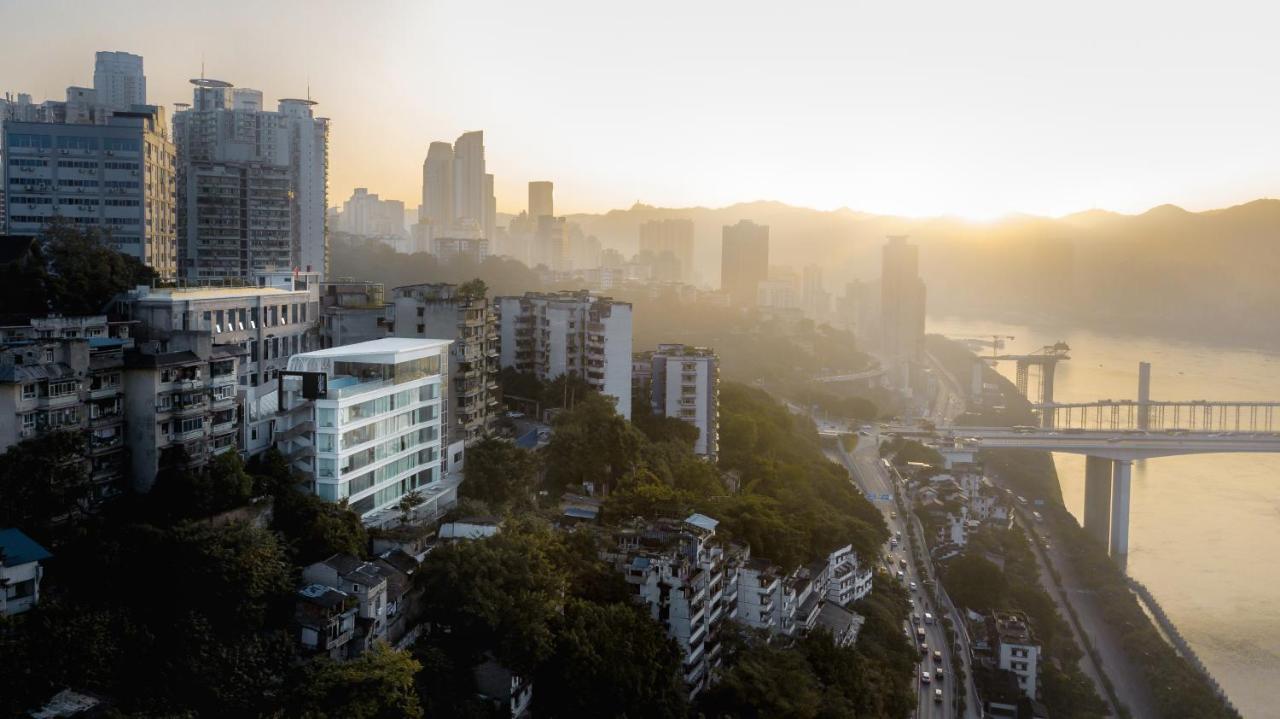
xmin=211 ymin=419 xmax=237 ymax=435
xmin=172 ymin=400 xmax=208 ymax=416
xmin=88 ymin=385 xmax=120 ymax=400
xmin=211 ymin=372 xmax=237 ymax=387
xmin=39 ymin=393 xmax=80 ymax=409
xmin=89 ymin=412 xmax=123 ymax=428
xmin=171 ymin=378 xmax=204 ymax=391
xmin=171 ymin=427 xmax=205 ymax=443
xmin=211 ymin=443 xmax=236 ymax=456
xmin=89 ymin=435 xmax=123 ymax=455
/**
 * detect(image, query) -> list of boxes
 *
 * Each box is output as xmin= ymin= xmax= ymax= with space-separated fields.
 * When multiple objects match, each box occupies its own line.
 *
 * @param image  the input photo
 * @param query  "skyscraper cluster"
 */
xmin=416 ymin=131 xmax=496 ymax=258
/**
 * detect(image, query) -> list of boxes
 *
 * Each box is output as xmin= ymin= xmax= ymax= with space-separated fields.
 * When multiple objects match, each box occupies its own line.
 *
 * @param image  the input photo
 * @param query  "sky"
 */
xmin=3 ymin=0 xmax=1278 ymax=219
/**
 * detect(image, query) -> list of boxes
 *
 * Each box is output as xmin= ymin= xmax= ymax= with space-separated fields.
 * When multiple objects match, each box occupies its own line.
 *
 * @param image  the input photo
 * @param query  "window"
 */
xmin=103 ymin=137 xmax=140 ymax=152
xmin=44 ymin=349 xmax=54 ymax=363
xmin=178 ymin=417 xmax=203 ymax=434
xmin=56 ymin=135 xmax=98 ymax=151
xmin=48 ymin=380 xmax=78 ymax=397
xmin=22 ymin=414 xmax=36 ymax=430
xmin=8 ymin=133 xmax=52 ymax=149
xmin=21 ymin=384 xmax=36 ymax=400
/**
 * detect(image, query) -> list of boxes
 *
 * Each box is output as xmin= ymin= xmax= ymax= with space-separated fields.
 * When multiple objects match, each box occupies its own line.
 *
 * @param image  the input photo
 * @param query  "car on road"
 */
xmin=924 ymin=612 xmax=934 ymax=625
xmin=921 ymin=671 xmax=931 ymax=684
xmin=934 ymin=688 xmax=944 ymax=703
xmin=935 ymin=667 xmax=945 ymax=680
xmin=897 ymin=570 xmax=906 ymax=580
xmin=912 ymin=614 xmax=921 ymax=624
xmin=890 ymin=511 xmax=897 ymax=519
xmin=1016 ymin=495 xmax=1028 ymax=505
xmin=900 ymin=558 xmax=908 ymax=568
xmin=919 ymin=642 xmax=928 ymax=654
xmin=909 ymin=581 xmax=918 ymax=591
xmin=933 ymin=649 xmax=942 ymax=663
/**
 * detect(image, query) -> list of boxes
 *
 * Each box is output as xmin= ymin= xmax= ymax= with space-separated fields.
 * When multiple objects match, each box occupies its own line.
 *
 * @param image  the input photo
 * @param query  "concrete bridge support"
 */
xmin=1138 ymin=362 xmax=1151 ymax=430
xmin=1083 ymin=456 xmax=1113 ymax=547
xmin=1109 ymin=459 xmax=1134 ymax=559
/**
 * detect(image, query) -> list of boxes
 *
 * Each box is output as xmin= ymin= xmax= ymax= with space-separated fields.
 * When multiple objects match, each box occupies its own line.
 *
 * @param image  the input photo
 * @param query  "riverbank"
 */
xmin=927 ymin=335 xmax=1241 ymax=719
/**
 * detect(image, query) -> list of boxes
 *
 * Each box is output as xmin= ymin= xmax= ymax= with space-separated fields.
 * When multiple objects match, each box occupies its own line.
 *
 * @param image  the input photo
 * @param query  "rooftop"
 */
xmin=0 ymin=528 xmax=53 ymax=566
xmin=291 ymin=337 xmax=451 ymax=364
xmin=127 ymin=285 xmax=298 ymax=302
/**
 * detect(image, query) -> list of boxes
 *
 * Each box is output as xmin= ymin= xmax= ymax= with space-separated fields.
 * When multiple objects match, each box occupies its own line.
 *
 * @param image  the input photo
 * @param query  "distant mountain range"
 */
xmin=531 ymin=198 xmax=1280 ymax=348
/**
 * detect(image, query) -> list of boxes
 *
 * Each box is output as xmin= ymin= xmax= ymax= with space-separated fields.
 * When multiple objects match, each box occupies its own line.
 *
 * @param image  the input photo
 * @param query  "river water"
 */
xmin=928 ymin=316 xmax=1280 ymax=719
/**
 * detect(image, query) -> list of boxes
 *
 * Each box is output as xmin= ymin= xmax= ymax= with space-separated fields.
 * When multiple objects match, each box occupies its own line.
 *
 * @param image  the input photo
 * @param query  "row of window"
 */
xmin=7 ymin=133 xmax=142 ymax=152
xmin=340 ymin=405 xmax=435 ymax=450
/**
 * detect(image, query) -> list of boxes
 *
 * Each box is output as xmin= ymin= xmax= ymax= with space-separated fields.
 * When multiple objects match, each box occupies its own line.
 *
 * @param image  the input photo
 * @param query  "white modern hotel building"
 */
xmin=276 ymin=338 xmax=455 ymax=525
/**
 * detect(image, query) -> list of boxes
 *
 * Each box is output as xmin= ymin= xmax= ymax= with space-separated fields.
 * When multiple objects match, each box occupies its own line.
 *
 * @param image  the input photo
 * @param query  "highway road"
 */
xmin=826 ymin=431 xmax=980 ymax=719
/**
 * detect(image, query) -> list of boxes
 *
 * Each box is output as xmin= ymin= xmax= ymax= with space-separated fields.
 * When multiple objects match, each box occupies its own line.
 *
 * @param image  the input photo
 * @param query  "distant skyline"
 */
xmin=5 ymin=0 xmax=1278 ymax=220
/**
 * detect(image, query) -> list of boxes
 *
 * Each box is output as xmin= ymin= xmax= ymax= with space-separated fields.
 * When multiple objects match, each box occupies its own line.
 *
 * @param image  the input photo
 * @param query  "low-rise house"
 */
xmin=301 ymin=554 xmax=391 ymax=655
xmin=816 ymin=601 xmax=865 ymax=647
xmin=558 ymin=492 xmax=603 ymax=526
xmin=474 ymin=656 xmax=534 ymax=719
xmin=438 ymin=516 xmax=501 ymax=541
xmin=295 ymin=584 xmax=358 ymax=659
xmin=826 ymin=544 xmax=874 ymax=605
xmin=0 ymin=528 xmax=52 ymax=615
xmin=374 ymin=549 xmax=421 ymax=645
xmin=994 ymin=610 xmax=1040 ymax=699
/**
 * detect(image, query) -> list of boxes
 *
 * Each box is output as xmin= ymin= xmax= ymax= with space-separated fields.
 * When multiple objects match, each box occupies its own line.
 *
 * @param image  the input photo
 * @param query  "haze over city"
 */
xmin=1 ymin=3 xmax=1276 ymax=719
xmin=4 ymin=0 xmax=1280 ymax=218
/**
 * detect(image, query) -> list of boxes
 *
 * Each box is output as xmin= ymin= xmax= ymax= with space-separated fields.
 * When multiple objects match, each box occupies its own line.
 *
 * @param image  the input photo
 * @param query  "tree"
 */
xmin=417 ymin=520 xmax=566 ymax=674
xmin=271 ymin=488 xmax=369 ymax=563
xmin=943 ymin=553 xmax=1007 ymax=612
xmin=542 ymin=392 xmax=645 ymax=494
xmin=534 ymin=599 xmax=688 ymax=718
xmin=697 ymin=640 xmax=824 ymax=719
xmin=0 ymin=430 xmax=91 ymax=535
xmin=398 ymin=490 xmax=425 ymax=524
xmin=460 ymin=437 xmax=539 ymax=510
xmin=149 ymin=450 xmax=255 ymax=521
xmin=34 ymin=220 xmax=156 ymax=315
xmin=285 ymin=643 xmax=424 ymax=719
xmin=457 ymin=277 xmax=488 ymax=300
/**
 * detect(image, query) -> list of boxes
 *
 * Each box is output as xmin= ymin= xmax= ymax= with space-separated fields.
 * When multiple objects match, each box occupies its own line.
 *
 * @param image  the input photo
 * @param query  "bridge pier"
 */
xmin=1109 ymin=459 xmax=1134 ymax=559
xmin=1138 ymin=362 xmax=1151 ymax=430
xmin=1083 ymin=456 xmax=1113 ymax=547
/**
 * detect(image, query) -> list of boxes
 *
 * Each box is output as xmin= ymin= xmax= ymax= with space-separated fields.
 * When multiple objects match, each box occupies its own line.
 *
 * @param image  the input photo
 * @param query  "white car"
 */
xmin=909 ymin=581 xmax=918 ymax=591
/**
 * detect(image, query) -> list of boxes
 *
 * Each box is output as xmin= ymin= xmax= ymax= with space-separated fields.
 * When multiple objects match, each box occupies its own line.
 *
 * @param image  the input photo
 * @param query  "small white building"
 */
xmin=275 ymin=338 xmax=453 ymax=525
xmin=994 ymin=611 xmax=1040 ymax=698
xmin=826 ymin=544 xmax=874 ymax=606
xmin=0 ymin=528 xmax=52 ymax=616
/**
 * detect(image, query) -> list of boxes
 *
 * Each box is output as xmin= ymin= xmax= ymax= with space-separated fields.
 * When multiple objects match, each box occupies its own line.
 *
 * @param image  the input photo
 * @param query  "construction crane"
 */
xmin=957 ymin=335 xmax=1015 ymax=358
xmin=990 ymin=342 xmax=1072 ymax=410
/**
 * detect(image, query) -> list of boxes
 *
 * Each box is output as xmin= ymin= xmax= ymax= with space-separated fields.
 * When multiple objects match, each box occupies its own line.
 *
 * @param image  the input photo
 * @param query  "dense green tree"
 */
xmin=285 ymin=643 xmax=424 ymax=719
xmin=542 ymin=392 xmax=645 ymax=494
xmin=417 ymin=520 xmax=566 ymax=674
xmin=460 ymin=437 xmax=540 ymax=510
xmin=148 ymin=451 xmax=255 ymax=521
xmin=943 ymin=553 xmax=1008 ymax=612
xmin=534 ymin=599 xmax=688 ymax=718
xmin=697 ymin=640 xmax=824 ymax=719
xmin=602 ymin=468 xmax=695 ymax=523
xmin=271 ymin=487 xmax=369 ymax=563
xmin=1 ymin=221 xmax=157 ymax=317
xmin=0 ymin=430 xmax=92 ymax=535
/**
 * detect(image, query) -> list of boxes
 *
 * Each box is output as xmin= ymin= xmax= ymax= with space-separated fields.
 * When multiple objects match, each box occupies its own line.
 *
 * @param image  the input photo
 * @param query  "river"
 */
xmin=928 ymin=315 xmax=1280 ymax=719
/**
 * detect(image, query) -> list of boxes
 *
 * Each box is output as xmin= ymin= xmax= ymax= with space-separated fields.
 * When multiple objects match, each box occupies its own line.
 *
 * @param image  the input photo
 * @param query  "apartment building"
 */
xmin=496 ymin=290 xmax=632 ymax=419
xmin=0 ymin=315 xmax=136 ymax=502
xmin=389 ymin=283 xmax=498 ymax=444
xmin=3 ymin=109 xmax=178 ymax=276
xmin=645 ymin=343 xmax=719 ymax=458
xmin=174 ymin=79 xmax=329 ymax=280
xmin=319 ymin=280 xmax=388 ymax=349
xmin=602 ymin=513 xmax=742 ymax=699
xmin=274 ymin=338 xmax=453 ymax=525
xmin=122 ymin=330 xmax=242 ymax=490
xmin=737 ymin=558 xmax=788 ymax=635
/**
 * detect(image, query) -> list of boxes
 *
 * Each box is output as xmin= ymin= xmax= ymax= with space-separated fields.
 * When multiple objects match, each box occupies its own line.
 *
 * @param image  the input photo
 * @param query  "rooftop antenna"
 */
xmin=200 ymin=54 xmax=205 ymax=82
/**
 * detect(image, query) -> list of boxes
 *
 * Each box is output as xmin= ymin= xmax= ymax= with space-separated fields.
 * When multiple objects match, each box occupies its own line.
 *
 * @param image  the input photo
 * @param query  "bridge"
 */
xmin=886 ymin=422 xmax=1280 ymax=561
xmin=813 ymin=366 xmax=885 ymax=384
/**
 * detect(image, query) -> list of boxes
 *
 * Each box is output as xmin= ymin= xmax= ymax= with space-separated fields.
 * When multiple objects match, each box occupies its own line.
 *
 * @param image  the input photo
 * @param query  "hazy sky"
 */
xmin=4 ymin=0 xmax=1277 ymax=219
